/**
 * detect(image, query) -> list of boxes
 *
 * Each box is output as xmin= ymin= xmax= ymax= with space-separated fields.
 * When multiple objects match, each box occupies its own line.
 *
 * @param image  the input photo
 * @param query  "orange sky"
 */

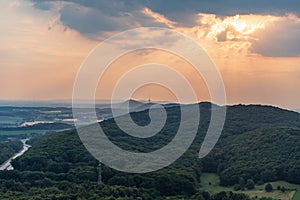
xmin=0 ymin=0 xmax=300 ymax=109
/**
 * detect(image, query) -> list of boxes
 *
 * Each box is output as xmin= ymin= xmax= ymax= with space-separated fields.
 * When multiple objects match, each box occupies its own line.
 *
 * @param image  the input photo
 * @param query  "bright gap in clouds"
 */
xmin=190 ymin=13 xmax=279 ymax=53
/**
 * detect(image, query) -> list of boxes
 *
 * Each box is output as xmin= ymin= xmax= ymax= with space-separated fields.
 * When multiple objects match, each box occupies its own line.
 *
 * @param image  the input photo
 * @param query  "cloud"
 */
xmin=144 ymin=0 xmax=300 ymax=18
xmin=1 ymin=0 xmax=300 ymax=108
xmin=141 ymin=8 xmax=176 ymax=28
xmin=175 ymin=13 xmax=274 ymax=57
xmin=250 ymin=15 xmax=300 ymax=57
xmin=195 ymin=14 xmax=271 ymax=41
xmin=5 ymin=0 xmax=300 ymax=59
xmin=32 ymin=0 xmax=300 ymax=39
xmin=31 ymin=0 xmax=176 ymax=39
xmin=178 ymin=13 xmax=300 ymax=57
xmin=0 ymin=0 xmax=97 ymax=100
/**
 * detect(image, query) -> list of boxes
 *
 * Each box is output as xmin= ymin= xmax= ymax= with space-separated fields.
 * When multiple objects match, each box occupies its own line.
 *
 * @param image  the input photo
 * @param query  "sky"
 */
xmin=0 ymin=0 xmax=300 ymax=109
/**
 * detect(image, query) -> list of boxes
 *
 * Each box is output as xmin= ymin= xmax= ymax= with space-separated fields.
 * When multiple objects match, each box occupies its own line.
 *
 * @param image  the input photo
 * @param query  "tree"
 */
xmin=265 ymin=183 xmax=273 ymax=192
xmin=239 ymin=177 xmax=245 ymax=189
xmin=277 ymin=185 xmax=281 ymax=190
xmin=245 ymin=179 xmax=255 ymax=190
xmin=213 ymin=191 xmax=227 ymax=200
xmin=233 ymin=184 xmax=241 ymax=191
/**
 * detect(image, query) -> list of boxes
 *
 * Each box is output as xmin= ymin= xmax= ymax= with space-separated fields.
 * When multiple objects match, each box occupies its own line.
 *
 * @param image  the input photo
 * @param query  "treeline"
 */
xmin=0 ymin=176 xmax=256 ymax=200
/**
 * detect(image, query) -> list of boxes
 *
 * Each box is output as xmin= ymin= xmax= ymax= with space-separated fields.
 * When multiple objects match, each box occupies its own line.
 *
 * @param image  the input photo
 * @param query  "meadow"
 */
xmin=200 ymin=173 xmax=300 ymax=200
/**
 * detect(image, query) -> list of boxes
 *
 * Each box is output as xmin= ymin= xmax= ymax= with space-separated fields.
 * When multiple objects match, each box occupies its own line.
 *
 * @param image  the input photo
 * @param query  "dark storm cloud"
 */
xmin=144 ymin=0 xmax=300 ymax=28
xmin=33 ymin=0 xmax=172 ymax=37
xmin=145 ymin=0 xmax=300 ymax=16
xmin=34 ymin=0 xmax=300 ymax=15
xmin=58 ymin=4 xmax=131 ymax=34
xmin=33 ymin=0 xmax=300 ymax=31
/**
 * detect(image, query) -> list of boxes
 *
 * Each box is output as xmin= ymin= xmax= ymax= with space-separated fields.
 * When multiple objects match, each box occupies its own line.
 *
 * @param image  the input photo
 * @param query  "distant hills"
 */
xmin=0 ymin=99 xmax=180 ymax=129
xmin=0 ymin=99 xmax=177 ymax=108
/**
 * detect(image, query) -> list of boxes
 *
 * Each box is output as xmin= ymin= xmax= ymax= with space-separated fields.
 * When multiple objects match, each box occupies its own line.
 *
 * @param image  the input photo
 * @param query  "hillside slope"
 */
xmin=7 ymin=103 xmax=300 ymax=197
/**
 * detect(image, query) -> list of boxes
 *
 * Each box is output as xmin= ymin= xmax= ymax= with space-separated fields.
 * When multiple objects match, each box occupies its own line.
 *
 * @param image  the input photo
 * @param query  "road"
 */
xmin=0 ymin=142 xmax=31 ymax=171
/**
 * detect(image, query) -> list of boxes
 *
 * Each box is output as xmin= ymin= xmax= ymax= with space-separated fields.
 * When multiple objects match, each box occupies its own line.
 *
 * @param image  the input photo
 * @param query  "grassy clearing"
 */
xmin=200 ymin=173 xmax=299 ymax=200
xmin=200 ymin=173 xmax=233 ymax=193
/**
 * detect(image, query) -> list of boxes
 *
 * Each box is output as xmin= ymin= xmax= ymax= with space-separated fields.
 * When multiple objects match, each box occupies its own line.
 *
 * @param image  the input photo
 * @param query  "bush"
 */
xmin=265 ymin=183 xmax=273 ymax=192
xmin=245 ymin=179 xmax=255 ymax=190
xmin=277 ymin=185 xmax=281 ymax=190
xmin=233 ymin=184 xmax=241 ymax=191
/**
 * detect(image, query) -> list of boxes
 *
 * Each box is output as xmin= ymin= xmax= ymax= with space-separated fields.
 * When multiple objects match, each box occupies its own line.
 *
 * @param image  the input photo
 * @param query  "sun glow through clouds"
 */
xmin=199 ymin=14 xmax=278 ymax=41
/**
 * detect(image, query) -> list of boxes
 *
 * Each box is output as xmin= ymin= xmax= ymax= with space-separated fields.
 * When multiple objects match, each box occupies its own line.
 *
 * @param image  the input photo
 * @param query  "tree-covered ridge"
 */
xmin=202 ymin=105 xmax=300 ymax=186
xmin=203 ymin=127 xmax=300 ymax=186
xmin=11 ymin=104 xmax=204 ymax=196
xmin=221 ymin=104 xmax=300 ymax=137
xmin=0 ymin=180 xmax=252 ymax=200
xmin=1 ymin=103 xmax=299 ymax=199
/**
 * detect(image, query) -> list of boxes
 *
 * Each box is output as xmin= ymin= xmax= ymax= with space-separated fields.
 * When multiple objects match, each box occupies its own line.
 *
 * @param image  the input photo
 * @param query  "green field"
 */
xmin=0 ymin=130 xmax=48 ymax=136
xmin=293 ymin=191 xmax=300 ymax=200
xmin=0 ymin=116 xmax=22 ymax=125
xmin=200 ymin=173 xmax=233 ymax=193
xmin=200 ymin=173 xmax=300 ymax=200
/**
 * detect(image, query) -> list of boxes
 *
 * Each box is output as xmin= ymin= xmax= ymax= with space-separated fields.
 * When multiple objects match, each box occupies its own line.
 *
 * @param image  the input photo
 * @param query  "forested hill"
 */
xmin=222 ymin=104 xmax=300 ymax=136
xmin=203 ymin=104 xmax=300 ymax=186
xmin=2 ymin=103 xmax=300 ymax=199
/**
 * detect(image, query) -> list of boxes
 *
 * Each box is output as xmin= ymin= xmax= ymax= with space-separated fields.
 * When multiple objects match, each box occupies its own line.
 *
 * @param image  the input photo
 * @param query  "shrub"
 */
xmin=265 ymin=183 xmax=273 ymax=192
